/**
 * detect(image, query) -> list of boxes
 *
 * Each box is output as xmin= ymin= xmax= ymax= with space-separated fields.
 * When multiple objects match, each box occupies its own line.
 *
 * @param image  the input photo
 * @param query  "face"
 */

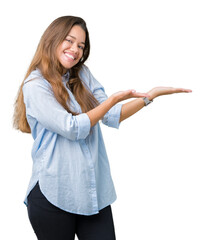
xmin=56 ymin=25 xmax=86 ymax=71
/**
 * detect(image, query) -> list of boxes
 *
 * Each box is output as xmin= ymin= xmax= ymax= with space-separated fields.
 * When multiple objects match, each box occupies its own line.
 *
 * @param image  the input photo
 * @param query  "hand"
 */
xmin=147 ymin=87 xmax=192 ymax=100
xmin=111 ymin=89 xmax=150 ymax=104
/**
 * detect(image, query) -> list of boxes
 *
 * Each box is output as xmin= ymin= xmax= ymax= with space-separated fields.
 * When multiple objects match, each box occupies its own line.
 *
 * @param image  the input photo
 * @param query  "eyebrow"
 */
xmin=68 ymin=35 xmax=85 ymax=45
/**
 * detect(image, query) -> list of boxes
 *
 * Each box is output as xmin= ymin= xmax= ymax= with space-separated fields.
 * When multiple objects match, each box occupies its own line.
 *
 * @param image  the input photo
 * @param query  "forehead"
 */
xmin=67 ymin=25 xmax=86 ymax=42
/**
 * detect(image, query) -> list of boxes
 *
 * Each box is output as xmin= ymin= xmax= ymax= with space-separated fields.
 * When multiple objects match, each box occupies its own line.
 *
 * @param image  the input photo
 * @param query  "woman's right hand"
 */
xmin=111 ymin=89 xmax=149 ymax=104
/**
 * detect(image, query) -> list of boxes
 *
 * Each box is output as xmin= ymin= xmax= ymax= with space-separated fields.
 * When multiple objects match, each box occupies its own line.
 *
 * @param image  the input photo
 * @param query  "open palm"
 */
xmin=147 ymin=87 xmax=192 ymax=99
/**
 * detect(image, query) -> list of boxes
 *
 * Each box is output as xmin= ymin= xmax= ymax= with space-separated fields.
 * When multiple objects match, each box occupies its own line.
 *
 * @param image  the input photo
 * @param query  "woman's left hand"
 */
xmin=147 ymin=87 xmax=192 ymax=100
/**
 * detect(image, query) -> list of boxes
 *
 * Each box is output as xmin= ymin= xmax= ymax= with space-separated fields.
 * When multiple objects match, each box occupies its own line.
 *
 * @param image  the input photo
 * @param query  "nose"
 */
xmin=70 ymin=43 xmax=79 ymax=54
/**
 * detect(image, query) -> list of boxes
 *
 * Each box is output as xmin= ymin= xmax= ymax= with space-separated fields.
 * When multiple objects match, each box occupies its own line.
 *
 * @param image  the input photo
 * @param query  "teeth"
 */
xmin=65 ymin=53 xmax=75 ymax=60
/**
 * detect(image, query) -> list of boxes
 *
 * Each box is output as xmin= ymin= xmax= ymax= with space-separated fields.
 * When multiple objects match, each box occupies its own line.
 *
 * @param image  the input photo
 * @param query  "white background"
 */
xmin=0 ymin=0 xmax=205 ymax=239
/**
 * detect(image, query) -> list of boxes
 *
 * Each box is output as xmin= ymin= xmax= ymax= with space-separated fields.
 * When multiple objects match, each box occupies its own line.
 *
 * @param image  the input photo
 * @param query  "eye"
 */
xmin=78 ymin=45 xmax=84 ymax=50
xmin=65 ymin=39 xmax=72 ymax=43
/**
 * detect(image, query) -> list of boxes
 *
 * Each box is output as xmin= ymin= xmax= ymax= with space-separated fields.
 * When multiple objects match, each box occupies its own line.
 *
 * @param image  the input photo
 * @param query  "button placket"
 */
xmin=82 ymin=140 xmax=98 ymax=212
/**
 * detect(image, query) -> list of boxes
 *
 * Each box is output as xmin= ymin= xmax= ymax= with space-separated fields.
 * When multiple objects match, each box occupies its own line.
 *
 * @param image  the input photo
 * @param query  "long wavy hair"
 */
xmin=13 ymin=16 xmax=99 ymax=133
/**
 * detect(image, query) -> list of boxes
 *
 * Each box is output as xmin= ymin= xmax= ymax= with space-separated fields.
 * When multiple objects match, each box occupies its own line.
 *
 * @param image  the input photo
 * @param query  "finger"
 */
xmin=124 ymin=90 xmax=149 ymax=98
xmin=181 ymin=88 xmax=192 ymax=93
xmin=175 ymin=88 xmax=192 ymax=93
xmin=133 ymin=92 xmax=150 ymax=98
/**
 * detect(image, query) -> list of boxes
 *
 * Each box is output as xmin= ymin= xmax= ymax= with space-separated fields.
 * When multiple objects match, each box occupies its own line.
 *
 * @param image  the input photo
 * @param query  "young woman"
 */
xmin=13 ymin=16 xmax=192 ymax=240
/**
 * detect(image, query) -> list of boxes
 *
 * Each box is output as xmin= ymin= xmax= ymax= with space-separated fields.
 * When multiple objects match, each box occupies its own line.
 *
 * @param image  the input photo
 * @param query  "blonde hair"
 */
xmin=13 ymin=16 xmax=99 ymax=133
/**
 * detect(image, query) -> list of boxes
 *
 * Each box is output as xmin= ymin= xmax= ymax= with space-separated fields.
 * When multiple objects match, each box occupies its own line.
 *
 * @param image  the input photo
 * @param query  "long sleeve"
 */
xmin=81 ymin=66 xmax=123 ymax=129
xmin=23 ymin=78 xmax=91 ymax=141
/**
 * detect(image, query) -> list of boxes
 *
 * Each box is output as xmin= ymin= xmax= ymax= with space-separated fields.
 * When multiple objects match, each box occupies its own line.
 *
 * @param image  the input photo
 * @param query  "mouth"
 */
xmin=64 ymin=52 xmax=77 ymax=61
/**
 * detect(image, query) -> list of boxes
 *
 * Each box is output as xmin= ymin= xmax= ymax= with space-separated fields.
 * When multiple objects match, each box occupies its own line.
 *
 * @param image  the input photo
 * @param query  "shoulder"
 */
xmin=79 ymin=64 xmax=97 ymax=88
xmin=23 ymin=69 xmax=52 ymax=97
xmin=23 ymin=69 xmax=51 ymax=88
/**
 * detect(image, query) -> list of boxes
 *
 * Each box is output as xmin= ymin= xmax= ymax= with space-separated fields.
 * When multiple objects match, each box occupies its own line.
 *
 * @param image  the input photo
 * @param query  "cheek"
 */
xmin=56 ymin=45 xmax=63 ymax=59
xmin=79 ymin=52 xmax=83 ymax=60
xmin=57 ymin=42 xmax=67 ymax=54
xmin=79 ymin=50 xmax=84 ymax=59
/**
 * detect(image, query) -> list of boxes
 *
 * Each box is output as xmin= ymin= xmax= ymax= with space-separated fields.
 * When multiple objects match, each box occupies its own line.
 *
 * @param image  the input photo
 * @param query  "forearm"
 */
xmin=86 ymin=96 xmax=116 ymax=127
xmin=119 ymin=92 xmax=155 ymax=122
xmin=119 ymin=98 xmax=145 ymax=122
xmin=86 ymin=88 xmax=154 ymax=127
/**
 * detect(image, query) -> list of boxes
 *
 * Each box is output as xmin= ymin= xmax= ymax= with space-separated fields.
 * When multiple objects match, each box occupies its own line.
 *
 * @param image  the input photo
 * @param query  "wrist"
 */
xmin=110 ymin=95 xmax=119 ymax=105
xmin=147 ymin=92 xmax=157 ymax=101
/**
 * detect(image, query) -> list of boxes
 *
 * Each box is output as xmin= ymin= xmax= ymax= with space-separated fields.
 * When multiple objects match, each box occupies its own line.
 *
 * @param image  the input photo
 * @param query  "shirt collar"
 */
xmin=62 ymin=71 xmax=70 ymax=82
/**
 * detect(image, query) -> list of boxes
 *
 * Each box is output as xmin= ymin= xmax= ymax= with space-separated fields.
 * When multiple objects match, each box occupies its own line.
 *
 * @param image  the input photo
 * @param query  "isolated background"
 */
xmin=1 ymin=0 xmax=205 ymax=239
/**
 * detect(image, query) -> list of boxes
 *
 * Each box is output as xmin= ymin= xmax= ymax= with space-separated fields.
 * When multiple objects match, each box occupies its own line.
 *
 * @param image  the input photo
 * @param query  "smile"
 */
xmin=64 ymin=52 xmax=76 ymax=61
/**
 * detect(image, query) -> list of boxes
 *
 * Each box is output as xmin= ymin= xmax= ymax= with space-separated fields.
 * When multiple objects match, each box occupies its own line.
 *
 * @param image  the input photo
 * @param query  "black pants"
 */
xmin=27 ymin=182 xmax=116 ymax=240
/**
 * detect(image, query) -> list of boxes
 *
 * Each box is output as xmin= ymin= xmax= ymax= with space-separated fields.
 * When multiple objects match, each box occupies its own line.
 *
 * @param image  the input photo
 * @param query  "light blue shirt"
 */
xmin=23 ymin=65 xmax=123 ymax=215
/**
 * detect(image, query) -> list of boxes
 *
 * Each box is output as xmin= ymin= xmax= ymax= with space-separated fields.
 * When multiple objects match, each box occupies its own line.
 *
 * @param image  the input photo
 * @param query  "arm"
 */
xmin=119 ymin=87 xmax=192 ymax=123
xmin=119 ymin=98 xmax=145 ymax=122
xmin=87 ymin=89 xmax=149 ymax=127
xmin=23 ymin=78 xmax=148 ymax=139
xmin=23 ymin=79 xmax=91 ymax=141
xmin=81 ymin=66 xmax=149 ymax=128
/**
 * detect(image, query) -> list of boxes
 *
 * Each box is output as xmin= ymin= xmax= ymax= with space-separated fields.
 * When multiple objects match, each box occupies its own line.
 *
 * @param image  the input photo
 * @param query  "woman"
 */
xmin=13 ymin=16 xmax=192 ymax=240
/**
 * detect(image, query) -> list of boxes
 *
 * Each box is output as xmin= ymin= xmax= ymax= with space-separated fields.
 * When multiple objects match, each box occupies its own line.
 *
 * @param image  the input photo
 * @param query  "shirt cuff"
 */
xmin=75 ymin=113 xmax=91 ymax=140
xmin=102 ymin=104 xmax=123 ymax=129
